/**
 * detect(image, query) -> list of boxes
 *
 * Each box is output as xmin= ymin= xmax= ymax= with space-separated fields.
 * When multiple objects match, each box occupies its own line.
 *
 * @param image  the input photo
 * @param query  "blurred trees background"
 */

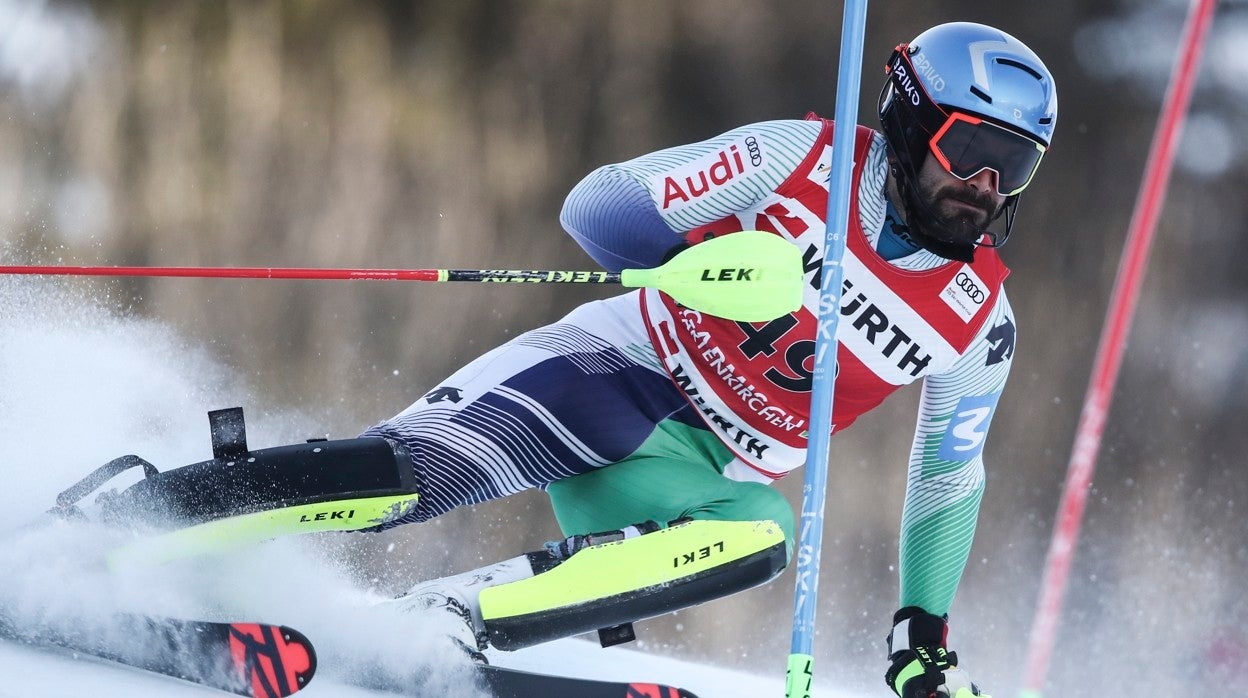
xmin=2 ymin=0 xmax=1246 ymax=693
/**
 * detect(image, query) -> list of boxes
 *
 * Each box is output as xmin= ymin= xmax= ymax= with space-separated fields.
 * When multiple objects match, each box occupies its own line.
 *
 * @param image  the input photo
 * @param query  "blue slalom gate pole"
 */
xmin=785 ymin=0 xmax=870 ymax=695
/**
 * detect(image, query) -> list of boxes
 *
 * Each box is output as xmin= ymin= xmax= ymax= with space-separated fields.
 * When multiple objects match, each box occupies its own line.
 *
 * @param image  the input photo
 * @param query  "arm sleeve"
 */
xmin=559 ymin=119 xmax=823 ymax=272
xmin=559 ymin=165 xmax=681 ymax=271
xmin=897 ymin=291 xmax=1017 ymax=616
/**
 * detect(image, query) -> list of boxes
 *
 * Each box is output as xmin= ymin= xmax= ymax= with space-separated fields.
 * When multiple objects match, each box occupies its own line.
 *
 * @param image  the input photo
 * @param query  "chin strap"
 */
xmin=978 ymin=196 xmax=1019 ymax=249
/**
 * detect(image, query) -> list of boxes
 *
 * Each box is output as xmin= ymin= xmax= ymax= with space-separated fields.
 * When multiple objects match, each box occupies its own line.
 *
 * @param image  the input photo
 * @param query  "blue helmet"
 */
xmin=911 ymin=22 xmax=1056 ymax=145
xmin=878 ymin=22 xmax=1058 ymax=254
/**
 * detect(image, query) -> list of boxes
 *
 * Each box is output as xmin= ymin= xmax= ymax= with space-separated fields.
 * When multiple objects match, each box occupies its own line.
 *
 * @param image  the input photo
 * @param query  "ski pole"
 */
xmin=0 ymin=230 xmax=802 ymax=323
xmin=786 ymin=0 xmax=869 ymax=695
xmin=1018 ymin=0 xmax=1217 ymax=695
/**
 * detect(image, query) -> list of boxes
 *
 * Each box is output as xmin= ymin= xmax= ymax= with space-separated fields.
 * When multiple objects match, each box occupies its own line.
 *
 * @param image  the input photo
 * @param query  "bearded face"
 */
xmin=913 ymin=154 xmax=1007 ymax=246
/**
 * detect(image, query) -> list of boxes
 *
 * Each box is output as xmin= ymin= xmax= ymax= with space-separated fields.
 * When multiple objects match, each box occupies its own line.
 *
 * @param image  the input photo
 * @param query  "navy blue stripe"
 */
xmin=360 ymin=352 xmax=693 ymax=525
xmin=499 ymin=359 xmax=687 ymax=459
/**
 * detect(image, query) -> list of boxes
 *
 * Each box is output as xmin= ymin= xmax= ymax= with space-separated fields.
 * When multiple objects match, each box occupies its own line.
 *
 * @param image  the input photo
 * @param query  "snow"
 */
xmin=0 ymin=635 xmax=816 ymax=697
xmin=0 ymin=281 xmax=854 ymax=697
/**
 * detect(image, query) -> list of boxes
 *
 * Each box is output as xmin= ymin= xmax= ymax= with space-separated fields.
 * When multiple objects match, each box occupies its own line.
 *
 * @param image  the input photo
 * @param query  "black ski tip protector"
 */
xmin=209 ymin=407 xmax=249 ymax=459
xmin=597 ymin=622 xmax=636 ymax=648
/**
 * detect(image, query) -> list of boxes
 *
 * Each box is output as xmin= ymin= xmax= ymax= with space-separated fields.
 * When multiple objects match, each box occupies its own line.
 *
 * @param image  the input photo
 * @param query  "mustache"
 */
xmin=939 ymin=186 xmax=998 ymax=214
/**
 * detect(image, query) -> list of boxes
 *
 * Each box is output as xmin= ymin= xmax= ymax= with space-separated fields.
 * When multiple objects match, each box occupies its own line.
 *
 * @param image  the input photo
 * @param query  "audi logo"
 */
xmin=955 ymin=272 xmax=986 ymax=303
xmin=744 ymin=136 xmax=763 ymax=166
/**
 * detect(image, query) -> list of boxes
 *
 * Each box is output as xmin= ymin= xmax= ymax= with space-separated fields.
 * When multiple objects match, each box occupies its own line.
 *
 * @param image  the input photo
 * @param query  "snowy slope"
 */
xmin=0 ymin=279 xmax=860 ymax=698
xmin=0 ymin=634 xmax=840 ymax=698
xmin=0 ymin=517 xmax=846 ymax=697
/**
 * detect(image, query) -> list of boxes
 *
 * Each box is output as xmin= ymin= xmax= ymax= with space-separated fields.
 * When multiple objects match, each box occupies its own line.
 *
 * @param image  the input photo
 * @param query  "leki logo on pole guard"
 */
xmin=699 ymin=267 xmax=755 ymax=281
xmin=298 ymin=509 xmax=355 ymax=523
xmin=673 ymin=540 xmax=726 ymax=567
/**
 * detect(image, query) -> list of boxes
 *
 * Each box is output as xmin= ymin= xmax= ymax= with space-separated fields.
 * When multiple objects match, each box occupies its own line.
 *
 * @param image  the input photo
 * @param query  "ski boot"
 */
xmin=387 ymin=555 xmax=535 ymax=663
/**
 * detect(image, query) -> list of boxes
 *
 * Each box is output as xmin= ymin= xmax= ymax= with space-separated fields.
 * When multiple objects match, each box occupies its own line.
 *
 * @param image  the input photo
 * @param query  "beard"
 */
xmin=888 ymin=155 xmax=1013 ymax=262
xmin=921 ymin=181 xmax=1002 ymax=246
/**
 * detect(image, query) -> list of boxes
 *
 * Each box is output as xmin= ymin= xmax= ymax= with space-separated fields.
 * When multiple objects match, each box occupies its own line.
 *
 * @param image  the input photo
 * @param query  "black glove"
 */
xmin=884 ymin=607 xmax=986 ymax=698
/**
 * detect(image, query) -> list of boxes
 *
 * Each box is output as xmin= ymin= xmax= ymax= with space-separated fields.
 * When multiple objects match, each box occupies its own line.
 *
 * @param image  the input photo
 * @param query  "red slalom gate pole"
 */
xmin=0 ymin=265 xmax=446 ymax=281
xmin=1019 ymin=0 xmax=1218 ymax=695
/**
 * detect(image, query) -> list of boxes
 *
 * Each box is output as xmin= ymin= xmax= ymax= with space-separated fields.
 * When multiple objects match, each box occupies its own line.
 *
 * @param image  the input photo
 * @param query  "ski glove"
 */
xmin=885 ymin=607 xmax=988 ymax=698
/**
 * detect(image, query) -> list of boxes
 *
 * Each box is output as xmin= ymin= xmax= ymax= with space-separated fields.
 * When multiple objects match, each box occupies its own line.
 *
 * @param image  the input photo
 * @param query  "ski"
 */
xmin=476 ymin=664 xmax=698 ymax=698
xmin=364 ymin=661 xmax=698 ymax=698
xmin=0 ymin=611 xmax=316 ymax=697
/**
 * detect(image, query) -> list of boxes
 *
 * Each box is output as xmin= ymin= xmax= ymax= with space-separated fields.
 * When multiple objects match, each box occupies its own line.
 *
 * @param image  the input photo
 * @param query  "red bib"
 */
xmin=642 ymin=119 xmax=1008 ymax=479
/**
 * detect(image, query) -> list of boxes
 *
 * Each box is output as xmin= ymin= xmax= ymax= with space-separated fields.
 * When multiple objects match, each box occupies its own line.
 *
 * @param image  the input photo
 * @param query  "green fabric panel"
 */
xmin=917 ymin=431 xmax=970 ymax=478
xmin=545 ymin=419 xmax=795 ymax=560
xmin=897 ymin=487 xmax=984 ymax=615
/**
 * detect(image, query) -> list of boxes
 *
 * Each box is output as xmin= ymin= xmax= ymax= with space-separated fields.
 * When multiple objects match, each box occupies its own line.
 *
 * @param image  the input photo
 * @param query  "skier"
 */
xmin=362 ymin=21 xmax=1056 ymax=698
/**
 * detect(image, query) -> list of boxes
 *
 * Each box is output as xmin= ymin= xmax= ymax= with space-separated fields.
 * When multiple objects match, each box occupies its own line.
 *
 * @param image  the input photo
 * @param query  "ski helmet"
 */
xmin=878 ymin=22 xmax=1058 ymax=254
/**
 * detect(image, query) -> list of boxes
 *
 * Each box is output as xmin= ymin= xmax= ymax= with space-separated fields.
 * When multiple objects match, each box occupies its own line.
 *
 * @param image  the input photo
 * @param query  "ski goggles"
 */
xmin=928 ymin=111 xmax=1046 ymax=197
xmin=884 ymin=44 xmax=1047 ymax=197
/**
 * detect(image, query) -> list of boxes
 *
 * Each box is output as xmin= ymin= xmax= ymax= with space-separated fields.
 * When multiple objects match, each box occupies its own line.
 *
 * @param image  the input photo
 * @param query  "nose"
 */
xmin=965 ymin=168 xmax=999 ymax=194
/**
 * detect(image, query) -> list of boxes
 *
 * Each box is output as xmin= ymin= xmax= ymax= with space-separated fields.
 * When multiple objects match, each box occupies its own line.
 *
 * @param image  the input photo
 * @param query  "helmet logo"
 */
xmin=1013 ymin=108 xmax=1023 ymax=119
xmin=911 ymin=52 xmax=946 ymax=93
xmin=967 ymin=38 xmax=1015 ymax=90
xmin=893 ymin=62 xmax=922 ymax=106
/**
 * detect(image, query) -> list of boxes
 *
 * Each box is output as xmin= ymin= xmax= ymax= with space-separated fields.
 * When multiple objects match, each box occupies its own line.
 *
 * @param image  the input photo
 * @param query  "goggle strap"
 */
xmin=884 ymin=46 xmax=950 ymax=133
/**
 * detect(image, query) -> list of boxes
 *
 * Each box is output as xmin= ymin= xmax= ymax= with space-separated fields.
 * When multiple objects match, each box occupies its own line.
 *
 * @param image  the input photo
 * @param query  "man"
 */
xmin=363 ymin=22 xmax=1056 ymax=697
